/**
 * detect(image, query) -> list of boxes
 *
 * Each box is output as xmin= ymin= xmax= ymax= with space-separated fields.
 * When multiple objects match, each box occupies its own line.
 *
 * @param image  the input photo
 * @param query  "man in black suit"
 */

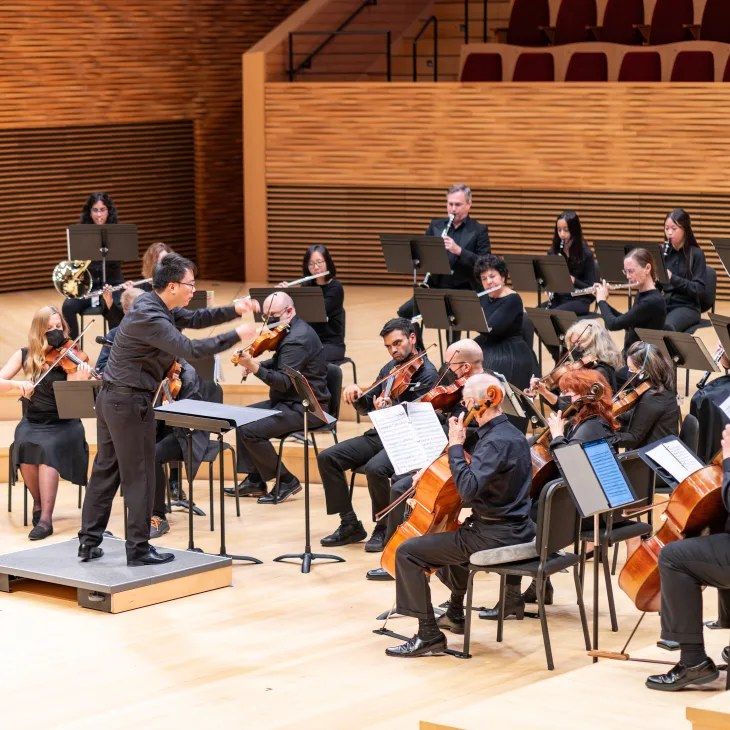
xmin=398 ymin=183 xmax=490 ymax=345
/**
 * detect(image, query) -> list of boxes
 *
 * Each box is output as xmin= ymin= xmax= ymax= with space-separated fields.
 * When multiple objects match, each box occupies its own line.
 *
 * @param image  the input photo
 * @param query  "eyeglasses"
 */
xmin=91 ymin=207 xmax=107 ymax=214
xmin=178 ymin=280 xmax=196 ymax=290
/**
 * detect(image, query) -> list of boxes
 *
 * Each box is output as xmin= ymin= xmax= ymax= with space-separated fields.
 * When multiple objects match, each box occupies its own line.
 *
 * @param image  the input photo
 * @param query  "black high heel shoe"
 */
xmin=521 ymin=577 xmax=554 ymax=605
xmin=479 ymin=586 xmax=525 ymax=621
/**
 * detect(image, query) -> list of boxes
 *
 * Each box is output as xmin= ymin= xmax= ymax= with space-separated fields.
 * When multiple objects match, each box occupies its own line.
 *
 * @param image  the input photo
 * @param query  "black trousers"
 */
xmin=153 ymin=433 xmax=183 ymax=519
xmin=659 ymin=533 xmax=730 ymax=644
xmin=235 ymin=400 xmax=303 ymax=482
xmin=385 ymin=474 xmax=415 ymax=542
xmin=395 ymin=517 xmax=536 ymax=619
xmin=78 ymin=386 xmax=156 ymax=561
xmin=665 ymin=305 xmax=701 ymax=333
xmin=317 ymin=429 xmax=383 ymax=516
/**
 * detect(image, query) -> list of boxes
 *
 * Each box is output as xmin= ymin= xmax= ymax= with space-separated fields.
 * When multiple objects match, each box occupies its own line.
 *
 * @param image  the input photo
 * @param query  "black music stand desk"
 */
xmin=249 ymin=287 xmax=327 ymax=324
xmin=53 ymin=380 xmax=101 ymax=419
xmin=67 ymin=223 xmax=139 ymax=287
xmin=711 ymin=239 xmax=730 ymax=278
xmin=379 ymin=233 xmax=451 ymax=286
xmin=415 ymin=288 xmax=489 ymax=335
xmin=155 ymin=400 xmax=280 ymax=565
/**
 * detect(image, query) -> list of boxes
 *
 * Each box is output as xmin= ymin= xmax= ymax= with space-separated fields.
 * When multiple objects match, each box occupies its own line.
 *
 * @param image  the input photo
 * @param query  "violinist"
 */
xmin=612 ymin=342 xmax=679 ymax=451
xmin=318 ymin=318 xmax=438 ymax=551
xmin=0 ymin=306 xmax=92 ymax=540
xmin=366 ymin=338 xmax=485 ymax=581
xmin=385 ymin=374 xmax=534 ymax=658
xmin=594 ymin=247 xmax=666 ymax=355
xmin=78 ymin=254 xmax=248 ymax=566
xmin=232 ymin=291 xmax=330 ymax=504
xmin=662 ymin=208 xmax=708 ymax=333
xmin=644 ymin=423 xmax=730 ymax=691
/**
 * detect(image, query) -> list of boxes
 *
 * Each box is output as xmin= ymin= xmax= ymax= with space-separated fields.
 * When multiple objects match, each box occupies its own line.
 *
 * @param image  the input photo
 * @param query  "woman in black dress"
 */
xmin=662 ymin=208 xmax=708 ymax=332
xmin=473 ymin=254 xmax=538 ymax=391
xmin=0 ymin=306 xmax=92 ymax=539
xmin=299 ymin=244 xmax=346 ymax=362
xmin=62 ymin=192 xmax=125 ymax=338
xmin=595 ymin=247 xmax=667 ymax=356
xmin=546 ymin=210 xmax=597 ymax=316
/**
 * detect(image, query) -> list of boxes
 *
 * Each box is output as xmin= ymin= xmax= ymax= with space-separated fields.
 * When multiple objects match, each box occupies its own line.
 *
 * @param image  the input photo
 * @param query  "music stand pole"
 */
xmin=184 ymin=429 xmax=201 ymax=552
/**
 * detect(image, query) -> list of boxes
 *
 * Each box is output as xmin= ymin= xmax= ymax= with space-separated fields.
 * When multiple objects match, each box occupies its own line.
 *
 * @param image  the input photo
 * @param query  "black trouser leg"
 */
xmin=235 ymin=401 xmax=304 ymax=482
xmin=385 ymin=475 xmax=414 ymax=542
xmin=62 ymin=297 xmax=93 ymax=340
xmin=665 ymin=306 xmax=701 ymax=333
xmin=718 ymin=588 xmax=730 ymax=628
xmin=363 ymin=448 xmax=395 ymax=522
xmin=659 ymin=534 xmax=730 ymax=644
xmin=316 ymin=431 xmax=383 ymax=515
xmin=154 ymin=433 xmax=183 ymax=519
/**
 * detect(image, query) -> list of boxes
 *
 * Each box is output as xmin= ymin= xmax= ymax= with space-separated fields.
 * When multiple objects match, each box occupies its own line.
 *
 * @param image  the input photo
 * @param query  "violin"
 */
xmin=379 ymin=396 xmax=494 ymax=578
xmin=529 ymin=382 xmax=605 ymax=498
xmin=421 ymin=377 xmax=468 ymax=412
xmin=45 ymin=339 xmax=100 ymax=379
xmin=612 ymin=380 xmax=651 ymax=417
xmin=231 ymin=322 xmax=289 ymax=366
xmin=529 ymin=354 xmax=599 ymax=394
xmin=618 ymin=450 xmax=727 ymax=612
xmin=161 ymin=360 xmax=182 ymax=403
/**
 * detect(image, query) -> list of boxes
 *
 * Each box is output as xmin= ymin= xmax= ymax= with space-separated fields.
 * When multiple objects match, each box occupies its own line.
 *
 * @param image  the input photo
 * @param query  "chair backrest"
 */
xmin=535 ymin=480 xmax=580 ymax=557
xmin=700 ymin=265 xmax=717 ymax=313
xmin=670 ymin=50 xmax=715 ymax=81
xmin=700 ymin=0 xmax=730 ymax=44
xmin=679 ymin=412 xmax=699 ymax=454
xmin=513 ymin=52 xmax=555 ymax=81
xmin=618 ymin=450 xmax=655 ymax=513
xmin=649 ymin=0 xmax=694 ymax=45
xmin=507 ymin=0 xmax=551 ymax=46
xmin=601 ymin=0 xmax=644 ymax=44
xmin=325 ymin=362 xmax=343 ymax=420
xmin=618 ymin=51 xmax=662 ymax=81
xmin=565 ymin=51 xmax=608 ymax=81
xmin=461 ymin=53 xmax=504 ymax=81
xmin=554 ymin=0 xmax=596 ymax=45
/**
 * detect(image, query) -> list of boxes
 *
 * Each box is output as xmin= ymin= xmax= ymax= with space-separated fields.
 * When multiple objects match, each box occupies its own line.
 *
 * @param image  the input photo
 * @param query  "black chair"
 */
xmin=78 ymin=304 xmax=108 ymax=350
xmin=579 ymin=451 xmax=654 ymax=632
xmin=332 ymin=311 xmax=359 ymax=423
xmin=463 ymin=480 xmax=590 ymax=670
xmin=679 ymin=412 xmax=699 ymax=455
xmin=270 ymin=363 xmax=342 ymax=500
xmin=686 ymin=266 xmax=717 ymax=335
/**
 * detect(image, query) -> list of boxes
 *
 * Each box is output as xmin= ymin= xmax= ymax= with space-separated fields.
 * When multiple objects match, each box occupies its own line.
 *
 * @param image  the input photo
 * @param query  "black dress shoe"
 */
xmin=366 ymin=567 xmax=394 ymax=581
xmin=364 ymin=524 xmax=387 ymax=553
xmin=32 ymin=509 xmax=41 ymax=527
xmin=722 ymin=646 xmax=729 ymax=664
xmin=28 ymin=522 xmax=53 ymax=541
xmin=385 ymin=632 xmax=447 ymax=658
xmin=480 ymin=587 xmax=526 ymax=621
xmin=78 ymin=544 xmax=104 ymax=561
xmin=704 ymin=619 xmax=729 ymax=630
xmin=521 ymin=577 xmax=554 ymax=605
xmin=224 ymin=480 xmax=266 ymax=498
xmin=437 ymin=613 xmax=465 ymax=635
xmin=257 ymin=479 xmax=302 ymax=504
xmin=127 ymin=547 xmax=175 ymax=566
xmin=321 ymin=521 xmax=367 ymax=547
xmin=646 ymin=659 xmax=719 ymax=691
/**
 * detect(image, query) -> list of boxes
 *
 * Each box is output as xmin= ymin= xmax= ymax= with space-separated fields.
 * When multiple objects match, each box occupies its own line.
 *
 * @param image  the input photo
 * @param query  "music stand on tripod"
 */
xmin=273 ymin=366 xmax=343 ymax=574
xmin=524 ymin=308 xmax=581 ymax=369
xmin=66 ymin=223 xmax=139 ymax=289
xmin=155 ymin=400 xmax=282 ymax=564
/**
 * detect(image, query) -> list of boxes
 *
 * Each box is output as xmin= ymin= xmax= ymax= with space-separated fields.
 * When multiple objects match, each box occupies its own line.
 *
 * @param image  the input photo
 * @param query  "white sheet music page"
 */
xmin=405 ymin=402 xmax=448 ymax=463
xmin=368 ymin=405 xmax=428 ymax=475
xmin=646 ymin=439 xmax=705 ymax=483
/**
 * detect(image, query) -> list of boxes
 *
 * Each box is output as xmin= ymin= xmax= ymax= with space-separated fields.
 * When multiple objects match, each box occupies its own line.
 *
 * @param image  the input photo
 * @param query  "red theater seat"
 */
xmin=696 ymin=0 xmax=730 ymax=44
xmin=565 ymin=52 xmax=608 ymax=81
xmin=543 ymin=0 xmax=596 ymax=45
xmin=497 ymin=0 xmax=550 ymax=46
xmin=618 ymin=51 xmax=662 ymax=81
xmin=589 ymin=0 xmax=644 ymax=44
xmin=670 ymin=51 xmax=715 ymax=82
xmin=642 ymin=0 xmax=694 ymax=45
xmin=460 ymin=53 xmax=504 ymax=81
xmin=513 ymin=53 xmax=555 ymax=81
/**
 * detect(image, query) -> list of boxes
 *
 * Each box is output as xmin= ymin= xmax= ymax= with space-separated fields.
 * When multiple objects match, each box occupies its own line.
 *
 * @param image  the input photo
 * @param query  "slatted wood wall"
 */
xmin=0 ymin=1 xmax=305 ymax=288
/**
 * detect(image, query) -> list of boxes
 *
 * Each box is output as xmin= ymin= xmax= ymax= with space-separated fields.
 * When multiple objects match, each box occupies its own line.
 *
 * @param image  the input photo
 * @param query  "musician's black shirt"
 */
xmin=425 ymin=216 xmax=490 ymax=290
xmin=613 ymin=388 xmax=680 ymax=450
xmin=598 ymin=289 xmax=667 ymax=352
xmin=663 ymin=245 xmax=707 ymax=312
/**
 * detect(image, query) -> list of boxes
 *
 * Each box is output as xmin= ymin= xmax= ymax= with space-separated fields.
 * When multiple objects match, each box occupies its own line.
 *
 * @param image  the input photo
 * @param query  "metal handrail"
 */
xmin=288 ymin=29 xmax=392 ymax=81
xmin=412 ymin=15 xmax=438 ymax=82
xmin=288 ymin=0 xmax=378 ymax=80
xmin=463 ymin=0 xmax=489 ymax=43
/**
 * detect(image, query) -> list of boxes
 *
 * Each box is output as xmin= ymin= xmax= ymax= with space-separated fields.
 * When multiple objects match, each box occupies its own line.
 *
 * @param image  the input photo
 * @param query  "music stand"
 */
xmin=271 ymin=366 xmax=342 ymax=573
xmin=249 ymin=287 xmax=327 ymax=324
xmin=553 ymin=439 xmax=637 ymax=661
xmin=503 ymin=254 xmax=543 ymax=302
xmin=711 ymin=239 xmax=730 ymax=278
xmin=535 ymin=256 xmax=574 ymax=298
xmin=593 ymin=241 xmax=637 ymax=283
xmin=525 ymin=307 xmax=579 ymax=367
xmin=66 ymin=224 xmax=139 ymax=288
xmin=414 ymin=289 xmax=489 ymax=354
xmin=186 ymin=290 xmax=211 ymax=311
xmin=379 ymin=233 xmax=452 ymax=286
xmin=635 ymin=327 xmax=718 ymax=396
xmin=52 ymin=380 xmax=101 ymax=419
xmin=155 ymin=400 xmax=281 ymax=564
xmin=653 ymin=244 xmax=670 ymax=286
xmin=710 ymin=313 xmax=730 ymax=354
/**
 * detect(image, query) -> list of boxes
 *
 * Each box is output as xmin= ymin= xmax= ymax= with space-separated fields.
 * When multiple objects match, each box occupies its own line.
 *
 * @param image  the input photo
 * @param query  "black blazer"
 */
xmin=425 ymin=215 xmax=490 ymax=290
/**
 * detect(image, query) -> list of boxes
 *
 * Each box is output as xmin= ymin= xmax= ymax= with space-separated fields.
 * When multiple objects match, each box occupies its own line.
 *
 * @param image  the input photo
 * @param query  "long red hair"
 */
xmin=558 ymin=369 xmax=619 ymax=431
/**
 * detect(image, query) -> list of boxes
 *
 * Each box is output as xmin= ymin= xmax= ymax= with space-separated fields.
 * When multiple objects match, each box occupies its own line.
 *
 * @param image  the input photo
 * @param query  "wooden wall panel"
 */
xmin=267 ymin=185 xmax=730 ymax=299
xmin=0 ymin=121 xmax=195 ymax=292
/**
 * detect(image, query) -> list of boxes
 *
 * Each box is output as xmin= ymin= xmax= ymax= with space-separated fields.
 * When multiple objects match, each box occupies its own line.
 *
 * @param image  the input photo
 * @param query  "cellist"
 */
xmin=385 ymin=373 xmax=535 ymax=658
xmin=644 ymin=423 xmax=730 ymax=692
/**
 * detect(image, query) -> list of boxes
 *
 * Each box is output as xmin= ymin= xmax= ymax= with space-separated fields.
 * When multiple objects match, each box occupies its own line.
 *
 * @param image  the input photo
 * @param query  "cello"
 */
xmin=379 ymin=387 xmax=501 ymax=578
xmin=618 ymin=450 xmax=727 ymax=612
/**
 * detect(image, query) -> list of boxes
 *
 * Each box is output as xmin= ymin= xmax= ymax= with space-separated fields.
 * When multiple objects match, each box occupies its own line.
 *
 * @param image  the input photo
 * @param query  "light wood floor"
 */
xmin=0 ymin=283 xmax=727 ymax=730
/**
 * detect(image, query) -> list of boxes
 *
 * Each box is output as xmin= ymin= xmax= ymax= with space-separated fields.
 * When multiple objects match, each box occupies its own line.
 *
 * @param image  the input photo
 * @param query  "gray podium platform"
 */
xmin=0 ymin=538 xmax=232 ymax=613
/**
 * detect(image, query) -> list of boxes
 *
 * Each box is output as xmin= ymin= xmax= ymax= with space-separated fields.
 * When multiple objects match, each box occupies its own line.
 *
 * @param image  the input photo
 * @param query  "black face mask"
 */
xmin=570 ymin=347 xmax=585 ymax=360
xmin=440 ymin=368 xmax=458 ymax=386
xmin=46 ymin=329 xmax=66 ymax=349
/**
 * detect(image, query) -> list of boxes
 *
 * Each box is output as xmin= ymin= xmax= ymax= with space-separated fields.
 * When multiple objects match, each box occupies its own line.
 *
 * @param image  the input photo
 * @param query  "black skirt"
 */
xmin=482 ymin=335 xmax=538 ymax=391
xmin=13 ymin=418 xmax=89 ymax=486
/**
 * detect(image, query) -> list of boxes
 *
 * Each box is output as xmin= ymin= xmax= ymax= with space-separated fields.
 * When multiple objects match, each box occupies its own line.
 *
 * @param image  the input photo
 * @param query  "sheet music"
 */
xmin=583 ymin=440 xmax=634 ymax=508
xmin=405 ymin=402 xmax=448 ymax=464
xmin=646 ymin=439 xmax=704 ymax=483
xmin=368 ymin=405 xmax=429 ymax=474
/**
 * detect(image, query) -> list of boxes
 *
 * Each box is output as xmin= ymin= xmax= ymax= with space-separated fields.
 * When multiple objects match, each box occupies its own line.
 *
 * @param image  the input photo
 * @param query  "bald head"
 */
xmin=263 ymin=291 xmax=295 ymax=325
xmin=444 ymin=338 xmax=484 ymax=380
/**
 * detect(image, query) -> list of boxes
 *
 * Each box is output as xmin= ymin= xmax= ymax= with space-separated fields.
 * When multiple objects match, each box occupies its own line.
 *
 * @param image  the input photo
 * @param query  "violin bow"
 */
xmin=414 ymin=348 xmax=461 ymax=402
xmin=29 ymin=321 xmax=95 ymax=395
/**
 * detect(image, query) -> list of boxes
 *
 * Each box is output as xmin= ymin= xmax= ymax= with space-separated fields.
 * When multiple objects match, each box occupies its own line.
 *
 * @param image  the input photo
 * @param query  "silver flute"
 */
xmin=571 ymin=282 xmax=633 ymax=297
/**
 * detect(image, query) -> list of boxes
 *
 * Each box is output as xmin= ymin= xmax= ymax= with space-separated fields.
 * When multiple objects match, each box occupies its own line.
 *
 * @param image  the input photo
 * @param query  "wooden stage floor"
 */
xmin=0 ymin=282 xmax=727 ymax=729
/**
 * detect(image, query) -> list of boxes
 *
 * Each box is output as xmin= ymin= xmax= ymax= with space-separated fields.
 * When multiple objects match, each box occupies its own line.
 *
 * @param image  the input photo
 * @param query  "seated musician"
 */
xmin=0 ymin=306 xmax=92 ymax=540
xmin=397 ymin=183 xmax=490 ymax=345
xmin=366 ymin=338 xmax=485 ymax=581
xmin=232 ymin=291 xmax=330 ymax=504
xmin=644 ymin=424 xmax=730 ymax=691
xmin=546 ymin=210 xmax=596 ymax=316
xmin=594 ymin=247 xmax=666 ymax=356
xmin=317 ymin=318 xmax=438 ymax=551
xmin=612 ymin=342 xmax=679 ymax=451
xmin=483 ymin=369 xmax=618 ymax=620
xmin=385 ymin=373 xmax=535 ymax=657
xmin=690 ymin=346 xmax=730 ymax=463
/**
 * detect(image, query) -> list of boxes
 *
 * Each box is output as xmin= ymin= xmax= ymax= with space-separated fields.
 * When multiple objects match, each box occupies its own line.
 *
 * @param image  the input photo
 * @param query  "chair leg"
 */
xmin=209 ymin=462 xmax=215 ymax=531
xmin=537 ymin=573 xmax=555 ymax=671
xmin=349 ymin=471 xmax=356 ymax=499
xmin=573 ymin=563 xmax=592 ymax=651
xmin=8 ymin=444 xmax=13 ymax=513
xmin=311 ymin=434 xmax=319 ymax=458
xmin=77 ymin=484 xmax=82 ymax=509
xmin=611 ymin=543 xmax=619 ymax=575
xmin=601 ymin=544 xmax=619 ymax=632
xmin=463 ymin=570 xmax=476 ymax=658
xmin=496 ymin=575 xmax=506 ymax=643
